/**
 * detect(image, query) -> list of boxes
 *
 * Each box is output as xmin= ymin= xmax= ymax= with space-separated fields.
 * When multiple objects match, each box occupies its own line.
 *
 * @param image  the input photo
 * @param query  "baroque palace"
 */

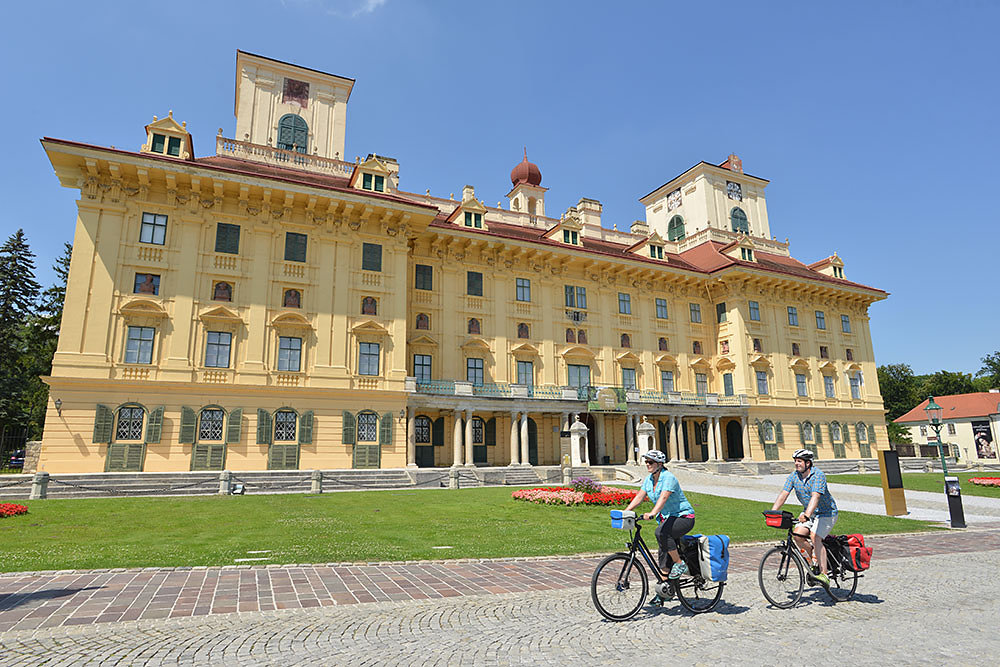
xmin=38 ymin=52 xmax=888 ymax=474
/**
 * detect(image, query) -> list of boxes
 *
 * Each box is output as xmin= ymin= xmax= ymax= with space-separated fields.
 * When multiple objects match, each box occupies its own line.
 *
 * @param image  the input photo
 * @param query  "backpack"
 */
xmin=691 ymin=534 xmax=730 ymax=582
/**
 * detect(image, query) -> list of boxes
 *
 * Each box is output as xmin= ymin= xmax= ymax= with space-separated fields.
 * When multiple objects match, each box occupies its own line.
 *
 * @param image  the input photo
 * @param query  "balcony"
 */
xmin=216 ymin=136 xmax=355 ymax=178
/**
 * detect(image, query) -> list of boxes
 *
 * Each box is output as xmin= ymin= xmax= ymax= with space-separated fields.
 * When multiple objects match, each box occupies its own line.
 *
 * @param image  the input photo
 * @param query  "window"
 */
xmin=468 ymin=318 xmax=480 ymax=335
xmin=655 ymin=298 xmax=669 ymax=319
xmin=841 ymin=314 xmax=851 ymax=333
xmin=696 ymin=373 xmax=708 ymax=396
xmin=562 ymin=229 xmax=578 ymax=244
xmin=566 ymin=328 xmax=576 ymax=343
xmin=815 ymin=310 xmax=826 ymax=330
xmin=658 ymin=337 xmax=669 ymax=351
xmin=414 ymin=354 xmax=432 ymax=382
xmin=947 ymin=423 xmax=956 ymax=435
xmin=415 ymin=416 xmax=431 ymax=443
xmin=116 ymin=406 xmax=145 ymax=441
xmin=820 ymin=346 xmax=829 ymax=359
xmin=720 ymin=340 xmax=729 ymax=354
xmin=850 ymin=372 xmax=861 ymax=399
xmin=151 ymin=133 xmax=166 ymax=153
xmin=568 ymin=364 xmax=590 ymax=388
xmin=213 ymin=282 xmax=232 ymax=302
xmin=215 ymin=223 xmax=240 ymax=254
xmin=134 ymin=273 xmax=160 ymax=295
xmin=787 ymin=306 xmax=799 ymax=326
xmin=467 ymin=271 xmax=483 ymax=296
xmin=618 ymin=293 xmax=631 ymax=314
xmin=824 ymin=375 xmax=835 ymax=398
xmin=833 ymin=266 xmax=844 ymax=279
xmin=278 ymin=337 xmax=302 ymax=372
xmin=357 ymin=412 xmax=377 ymax=442
xmin=689 ymin=303 xmax=702 ymax=323
xmin=649 ymin=244 xmax=664 ymax=259
xmin=796 ymin=373 xmax=808 ymax=397
xmin=516 ymin=278 xmax=531 ymax=302
xmin=471 ymin=418 xmax=484 ymax=444
xmin=667 ymin=215 xmax=685 ymax=241
xmin=362 ymin=173 xmax=385 ymax=192
xmin=620 ymin=333 xmax=631 ymax=348
xmin=831 ymin=422 xmax=842 ymax=441
xmin=622 ymin=368 xmax=637 ymax=390
xmin=692 ymin=341 xmax=702 ymax=354
xmin=753 ymin=338 xmax=763 ymax=353
xmin=465 ymin=211 xmax=484 ymax=229
xmin=284 ymin=232 xmax=307 ymax=262
xmin=359 ymin=342 xmax=380 ymax=375
xmin=466 ymin=358 xmax=484 ymax=385
xmin=517 ymin=323 xmax=529 ymax=339
xmin=740 ymin=247 xmax=754 ymax=261
xmin=756 ymin=370 xmax=769 ymax=395
xmin=846 ymin=348 xmax=854 ymax=361
xmin=762 ymin=420 xmax=775 ymax=442
xmin=275 ymin=411 xmax=298 ymax=441
xmin=205 ymin=332 xmax=232 ymax=368
xmin=140 ymin=212 xmax=167 ymax=245
xmin=415 ymin=313 xmax=429 ymax=330
xmin=577 ymin=330 xmax=587 ymax=344
xmin=564 ymin=285 xmax=587 ymax=309
xmin=716 ymin=302 xmax=727 ymax=323
xmin=415 ymin=264 xmax=433 ymax=290
xmin=919 ymin=425 xmax=927 ymax=437
xmin=723 ymin=373 xmax=734 ymax=396
xmin=803 ymin=421 xmax=815 ymax=441
xmin=361 ymin=296 xmax=377 ymax=316
xmin=748 ymin=300 xmax=760 ymax=321
xmin=727 ymin=182 xmax=743 ymax=201
xmin=730 ymin=207 xmax=749 ymax=233
xmin=166 ymin=136 xmax=181 ymax=157
xmin=277 ymin=114 xmax=308 ymax=153
xmin=792 ymin=342 xmax=800 ymax=356
xmin=857 ymin=423 xmax=868 ymax=442
xmin=362 ymin=243 xmax=382 ymax=272
xmin=283 ymin=289 xmax=301 ymax=308
xmin=125 ymin=326 xmax=154 ymax=364
xmin=517 ymin=360 xmax=533 ymax=386
xmin=199 ymin=409 xmax=225 ymax=441
xmin=661 ymin=370 xmax=674 ymax=392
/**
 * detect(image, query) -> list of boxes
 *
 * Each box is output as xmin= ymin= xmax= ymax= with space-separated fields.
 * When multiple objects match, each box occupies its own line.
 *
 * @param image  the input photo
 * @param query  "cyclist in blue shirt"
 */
xmin=625 ymin=449 xmax=695 ymax=582
xmin=771 ymin=449 xmax=838 ymax=588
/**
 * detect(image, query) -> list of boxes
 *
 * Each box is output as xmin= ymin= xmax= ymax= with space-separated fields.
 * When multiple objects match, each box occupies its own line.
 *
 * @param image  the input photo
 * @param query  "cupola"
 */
xmin=507 ymin=148 xmax=547 ymax=219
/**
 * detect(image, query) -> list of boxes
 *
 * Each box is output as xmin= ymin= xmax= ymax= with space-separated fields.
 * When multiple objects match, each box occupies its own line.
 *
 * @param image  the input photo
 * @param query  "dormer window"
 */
xmin=362 ymin=173 xmax=385 ymax=192
xmin=466 ymin=212 xmax=483 ymax=229
xmin=150 ymin=134 xmax=182 ymax=156
xmin=740 ymin=247 xmax=754 ymax=261
xmin=142 ymin=112 xmax=192 ymax=160
xmin=562 ymin=229 xmax=579 ymax=244
xmin=649 ymin=244 xmax=664 ymax=259
xmin=833 ymin=266 xmax=844 ymax=279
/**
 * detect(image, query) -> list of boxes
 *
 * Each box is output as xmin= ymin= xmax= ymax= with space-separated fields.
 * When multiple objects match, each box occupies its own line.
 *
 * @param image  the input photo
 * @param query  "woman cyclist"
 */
xmin=624 ymin=449 xmax=696 ymax=591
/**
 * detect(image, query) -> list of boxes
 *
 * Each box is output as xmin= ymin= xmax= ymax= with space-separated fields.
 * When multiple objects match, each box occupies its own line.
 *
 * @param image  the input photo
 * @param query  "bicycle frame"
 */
xmin=623 ymin=519 xmax=705 ymax=596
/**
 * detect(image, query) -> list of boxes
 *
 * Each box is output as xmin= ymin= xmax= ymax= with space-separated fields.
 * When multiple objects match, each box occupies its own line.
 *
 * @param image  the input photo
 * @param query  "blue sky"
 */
xmin=2 ymin=1 xmax=997 ymax=376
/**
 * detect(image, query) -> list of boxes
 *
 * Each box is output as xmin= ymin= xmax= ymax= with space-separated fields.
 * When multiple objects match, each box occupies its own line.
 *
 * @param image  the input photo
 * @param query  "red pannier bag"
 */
xmin=842 ymin=534 xmax=872 ymax=571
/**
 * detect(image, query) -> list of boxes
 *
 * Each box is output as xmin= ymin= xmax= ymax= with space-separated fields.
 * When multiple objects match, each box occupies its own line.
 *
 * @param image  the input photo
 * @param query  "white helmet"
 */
xmin=792 ymin=449 xmax=814 ymax=461
xmin=642 ymin=450 xmax=667 ymax=463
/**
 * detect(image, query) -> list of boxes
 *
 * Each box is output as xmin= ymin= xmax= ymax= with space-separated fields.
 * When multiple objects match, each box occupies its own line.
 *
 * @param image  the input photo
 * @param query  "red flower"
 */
xmin=0 ymin=503 xmax=28 ymax=518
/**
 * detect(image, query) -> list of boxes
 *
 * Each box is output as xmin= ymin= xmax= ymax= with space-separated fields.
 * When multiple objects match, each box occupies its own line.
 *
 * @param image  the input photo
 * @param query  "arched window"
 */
xmin=620 ymin=333 xmax=631 ymax=348
xmin=517 ymin=323 xmax=529 ymax=339
xmin=730 ymin=207 xmax=749 ymax=234
xmin=658 ymin=337 xmax=669 ymax=351
xmin=692 ymin=341 xmax=702 ymax=355
xmin=468 ymin=318 xmax=480 ymax=335
xmin=415 ymin=415 xmax=432 ymax=443
xmin=213 ymin=281 xmax=232 ymax=302
xmin=577 ymin=330 xmax=587 ymax=344
xmin=667 ymin=215 xmax=685 ymax=241
xmin=566 ymin=328 xmax=576 ymax=343
xmin=415 ymin=313 xmax=429 ymax=330
xmin=198 ymin=408 xmax=225 ymax=441
xmin=283 ymin=289 xmax=301 ymax=308
xmin=115 ymin=405 xmax=145 ymax=441
xmin=361 ymin=296 xmax=377 ymax=316
xmin=830 ymin=421 xmax=842 ymax=441
xmin=472 ymin=417 xmax=485 ymax=444
xmin=277 ymin=114 xmax=308 ymax=154
xmin=762 ymin=420 xmax=775 ymax=442
xmin=803 ymin=421 xmax=814 ymax=442
xmin=856 ymin=422 xmax=868 ymax=442
xmin=274 ymin=410 xmax=297 ymax=442
xmin=357 ymin=411 xmax=379 ymax=442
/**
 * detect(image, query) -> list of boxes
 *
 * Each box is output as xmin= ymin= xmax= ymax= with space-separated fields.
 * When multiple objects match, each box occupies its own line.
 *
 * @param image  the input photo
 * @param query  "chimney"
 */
xmin=462 ymin=185 xmax=475 ymax=202
xmin=630 ymin=220 xmax=649 ymax=235
xmin=577 ymin=198 xmax=602 ymax=227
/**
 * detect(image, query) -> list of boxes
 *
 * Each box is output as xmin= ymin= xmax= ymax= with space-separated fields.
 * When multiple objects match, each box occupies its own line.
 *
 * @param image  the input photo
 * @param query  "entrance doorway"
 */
xmin=527 ymin=418 xmax=538 ymax=465
xmin=584 ymin=413 xmax=597 ymax=464
xmin=726 ymin=420 xmax=744 ymax=459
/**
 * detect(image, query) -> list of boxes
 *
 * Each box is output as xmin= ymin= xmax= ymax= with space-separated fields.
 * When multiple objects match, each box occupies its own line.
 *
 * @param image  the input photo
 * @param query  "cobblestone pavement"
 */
xmin=1 ymin=547 xmax=997 ymax=666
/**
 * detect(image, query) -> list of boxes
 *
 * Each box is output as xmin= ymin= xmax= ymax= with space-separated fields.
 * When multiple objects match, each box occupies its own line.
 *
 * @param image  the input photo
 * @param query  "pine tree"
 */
xmin=0 ymin=230 xmax=41 ymax=426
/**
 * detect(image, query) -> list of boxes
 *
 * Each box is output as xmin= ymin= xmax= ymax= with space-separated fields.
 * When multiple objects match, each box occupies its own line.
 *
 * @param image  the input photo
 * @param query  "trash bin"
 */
xmin=944 ymin=476 xmax=966 ymax=528
xmin=602 ymin=455 xmax=610 ymax=465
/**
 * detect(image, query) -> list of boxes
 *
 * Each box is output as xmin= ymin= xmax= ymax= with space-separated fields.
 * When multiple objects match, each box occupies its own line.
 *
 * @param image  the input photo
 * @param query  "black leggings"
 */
xmin=655 ymin=515 xmax=695 ymax=570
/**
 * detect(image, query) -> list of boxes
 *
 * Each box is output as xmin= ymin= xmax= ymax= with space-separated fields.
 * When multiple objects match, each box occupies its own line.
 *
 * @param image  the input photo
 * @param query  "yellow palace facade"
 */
xmin=37 ymin=52 xmax=888 ymax=474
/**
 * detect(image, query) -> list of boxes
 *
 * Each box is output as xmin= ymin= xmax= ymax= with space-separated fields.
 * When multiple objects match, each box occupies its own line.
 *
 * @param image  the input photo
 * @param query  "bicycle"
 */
xmin=591 ymin=510 xmax=724 ymax=620
xmin=758 ymin=510 xmax=859 ymax=608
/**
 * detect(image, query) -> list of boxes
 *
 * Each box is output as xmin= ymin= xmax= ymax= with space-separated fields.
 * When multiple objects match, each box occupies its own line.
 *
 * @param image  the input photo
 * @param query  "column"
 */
xmin=708 ymin=417 xmax=717 ymax=461
xmin=742 ymin=417 xmax=752 ymax=461
xmin=595 ymin=413 xmax=607 ymax=464
xmin=465 ymin=409 xmax=475 ymax=467
xmin=452 ymin=411 xmax=463 ymax=467
xmin=561 ymin=412 xmax=570 ymax=464
xmin=520 ymin=412 xmax=530 ymax=465
xmin=715 ymin=417 xmax=724 ymax=460
xmin=406 ymin=407 xmax=416 ymax=468
xmin=625 ymin=414 xmax=636 ymax=464
xmin=675 ymin=416 xmax=686 ymax=462
xmin=509 ymin=411 xmax=520 ymax=465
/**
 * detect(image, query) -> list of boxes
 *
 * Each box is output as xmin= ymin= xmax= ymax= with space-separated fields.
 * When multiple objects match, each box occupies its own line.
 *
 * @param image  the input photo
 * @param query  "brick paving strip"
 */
xmin=1 ymin=527 xmax=998 ymax=634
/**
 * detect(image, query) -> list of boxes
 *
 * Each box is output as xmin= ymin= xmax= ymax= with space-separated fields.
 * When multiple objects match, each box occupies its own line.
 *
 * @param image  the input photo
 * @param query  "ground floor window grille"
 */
xmin=199 ymin=409 xmax=225 ymax=441
xmin=274 ymin=411 xmax=297 ymax=441
xmin=358 ymin=412 xmax=378 ymax=442
xmin=116 ymin=407 xmax=144 ymax=441
xmin=415 ymin=416 xmax=431 ymax=443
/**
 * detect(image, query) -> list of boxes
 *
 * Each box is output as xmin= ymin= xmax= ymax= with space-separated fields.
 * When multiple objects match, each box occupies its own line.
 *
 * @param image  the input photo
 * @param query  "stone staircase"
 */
xmin=502 ymin=467 xmax=542 ymax=486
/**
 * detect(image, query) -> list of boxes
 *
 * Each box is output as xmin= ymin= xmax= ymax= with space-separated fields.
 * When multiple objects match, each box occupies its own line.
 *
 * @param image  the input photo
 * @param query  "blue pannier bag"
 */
xmin=610 ymin=509 xmax=636 ymax=530
xmin=691 ymin=533 xmax=730 ymax=582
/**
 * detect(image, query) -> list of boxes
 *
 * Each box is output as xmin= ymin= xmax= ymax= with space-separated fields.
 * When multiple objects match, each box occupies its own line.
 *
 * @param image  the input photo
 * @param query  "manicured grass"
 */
xmin=0 ymin=487 xmax=941 ymax=573
xmin=827 ymin=472 xmax=1000 ymax=498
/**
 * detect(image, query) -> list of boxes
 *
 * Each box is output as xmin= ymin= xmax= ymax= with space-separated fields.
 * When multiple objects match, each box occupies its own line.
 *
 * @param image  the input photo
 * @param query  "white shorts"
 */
xmin=795 ymin=514 xmax=838 ymax=539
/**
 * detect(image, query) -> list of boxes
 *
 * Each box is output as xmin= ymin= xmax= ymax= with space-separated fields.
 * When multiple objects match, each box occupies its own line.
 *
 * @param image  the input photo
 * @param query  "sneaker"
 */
xmin=668 ymin=562 xmax=689 ymax=579
xmin=813 ymin=572 xmax=830 ymax=588
xmin=648 ymin=595 xmax=664 ymax=607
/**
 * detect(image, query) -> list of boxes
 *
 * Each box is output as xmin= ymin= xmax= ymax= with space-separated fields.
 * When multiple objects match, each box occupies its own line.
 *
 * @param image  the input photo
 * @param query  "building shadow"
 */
xmin=0 ymin=586 xmax=104 ymax=611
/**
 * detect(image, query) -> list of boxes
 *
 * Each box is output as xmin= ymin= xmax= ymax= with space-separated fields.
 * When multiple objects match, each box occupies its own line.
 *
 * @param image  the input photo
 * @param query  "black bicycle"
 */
xmin=758 ymin=510 xmax=859 ymax=608
xmin=591 ymin=511 xmax=724 ymax=620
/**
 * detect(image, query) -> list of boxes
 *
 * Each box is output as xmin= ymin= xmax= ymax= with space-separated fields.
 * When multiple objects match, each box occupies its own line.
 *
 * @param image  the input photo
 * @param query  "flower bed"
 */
xmin=512 ymin=486 xmax=637 ymax=506
xmin=969 ymin=477 xmax=1000 ymax=488
xmin=0 ymin=503 xmax=28 ymax=518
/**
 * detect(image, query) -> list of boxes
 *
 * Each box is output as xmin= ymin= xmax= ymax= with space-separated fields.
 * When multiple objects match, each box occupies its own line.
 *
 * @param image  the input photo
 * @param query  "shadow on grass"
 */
xmin=0 ymin=586 xmax=104 ymax=611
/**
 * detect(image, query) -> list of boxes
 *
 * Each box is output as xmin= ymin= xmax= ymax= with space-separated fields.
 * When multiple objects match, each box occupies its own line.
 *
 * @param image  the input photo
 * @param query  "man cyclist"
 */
xmin=770 ymin=449 xmax=837 ymax=588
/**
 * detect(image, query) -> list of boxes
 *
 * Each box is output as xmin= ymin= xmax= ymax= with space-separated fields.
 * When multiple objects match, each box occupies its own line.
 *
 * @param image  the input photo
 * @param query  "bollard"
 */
xmin=29 ymin=471 xmax=49 ymax=500
xmin=924 ymin=460 xmax=933 ymax=473
xmin=857 ymin=461 xmax=866 ymax=474
xmin=449 ymin=467 xmax=459 ymax=489
xmin=219 ymin=470 xmax=231 ymax=495
xmin=311 ymin=469 xmax=323 ymax=494
xmin=562 ymin=465 xmax=571 ymax=486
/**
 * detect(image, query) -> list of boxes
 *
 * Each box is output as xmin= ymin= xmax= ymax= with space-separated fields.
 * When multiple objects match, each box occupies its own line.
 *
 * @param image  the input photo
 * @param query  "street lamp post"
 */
xmin=924 ymin=396 xmax=966 ymax=528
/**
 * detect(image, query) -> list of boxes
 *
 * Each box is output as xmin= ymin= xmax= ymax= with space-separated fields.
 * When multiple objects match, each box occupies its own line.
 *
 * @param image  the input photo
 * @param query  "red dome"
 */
xmin=510 ymin=149 xmax=542 ymax=187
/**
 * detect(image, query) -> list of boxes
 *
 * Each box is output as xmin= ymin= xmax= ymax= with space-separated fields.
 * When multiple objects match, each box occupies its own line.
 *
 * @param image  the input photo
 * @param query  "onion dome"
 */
xmin=510 ymin=148 xmax=542 ymax=187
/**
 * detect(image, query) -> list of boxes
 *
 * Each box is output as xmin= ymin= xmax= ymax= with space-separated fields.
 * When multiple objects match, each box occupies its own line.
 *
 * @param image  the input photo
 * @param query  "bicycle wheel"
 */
xmin=675 ymin=576 xmax=725 ymax=614
xmin=758 ymin=546 xmax=804 ymax=609
xmin=591 ymin=553 xmax=648 ymax=621
xmin=825 ymin=560 xmax=859 ymax=602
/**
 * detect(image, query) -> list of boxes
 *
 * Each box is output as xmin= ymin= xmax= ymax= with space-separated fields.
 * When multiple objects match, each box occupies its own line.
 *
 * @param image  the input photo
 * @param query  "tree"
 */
xmin=977 ymin=351 xmax=1000 ymax=390
xmin=0 ymin=230 xmax=41 ymax=425
xmin=877 ymin=363 xmax=920 ymax=421
xmin=918 ymin=370 xmax=976 ymax=400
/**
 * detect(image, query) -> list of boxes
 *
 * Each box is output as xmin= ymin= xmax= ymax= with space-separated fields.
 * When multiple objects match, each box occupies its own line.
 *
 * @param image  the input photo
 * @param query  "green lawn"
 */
xmin=827 ymin=472 xmax=1000 ymax=498
xmin=0 ymin=487 xmax=941 ymax=573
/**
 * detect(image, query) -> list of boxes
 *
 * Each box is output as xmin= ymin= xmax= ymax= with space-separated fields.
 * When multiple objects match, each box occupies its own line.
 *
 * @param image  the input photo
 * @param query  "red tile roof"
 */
xmin=895 ymin=393 xmax=1000 ymax=423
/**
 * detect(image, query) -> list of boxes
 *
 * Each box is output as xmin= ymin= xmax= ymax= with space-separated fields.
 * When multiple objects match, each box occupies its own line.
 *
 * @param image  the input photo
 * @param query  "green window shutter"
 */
xmin=106 ymin=443 xmax=126 ymax=470
xmin=299 ymin=410 xmax=314 ymax=445
xmin=124 ymin=443 xmax=145 ymax=471
xmin=342 ymin=411 xmax=356 ymax=444
xmin=267 ymin=444 xmax=283 ymax=469
xmin=208 ymin=444 xmax=226 ymax=469
xmin=815 ymin=423 xmax=823 ymax=444
xmin=485 ymin=418 xmax=496 ymax=446
xmin=145 ymin=406 xmax=164 ymax=444
xmin=380 ymin=412 xmax=393 ymax=445
xmin=869 ymin=423 xmax=876 ymax=444
xmin=179 ymin=407 xmax=197 ymax=444
xmin=797 ymin=421 xmax=804 ymax=443
xmin=432 ymin=417 xmax=444 ymax=446
xmin=775 ymin=422 xmax=784 ymax=444
xmin=94 ymin=404 xmax=113 ymax=443
xmin=257 ymin=409 xmax=273 ymax=445
xmin=226 ymin=408 xmax=243 ymax=444
xmin=755 ymin=420 xmax=765 ymax=444
xmin=192 ymin=443 xmax=209 ymax=470
xmin=843 ymin=424 xmax=850 ymax=443
xmin=284 ymin=444 xmax=300 ymax=469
